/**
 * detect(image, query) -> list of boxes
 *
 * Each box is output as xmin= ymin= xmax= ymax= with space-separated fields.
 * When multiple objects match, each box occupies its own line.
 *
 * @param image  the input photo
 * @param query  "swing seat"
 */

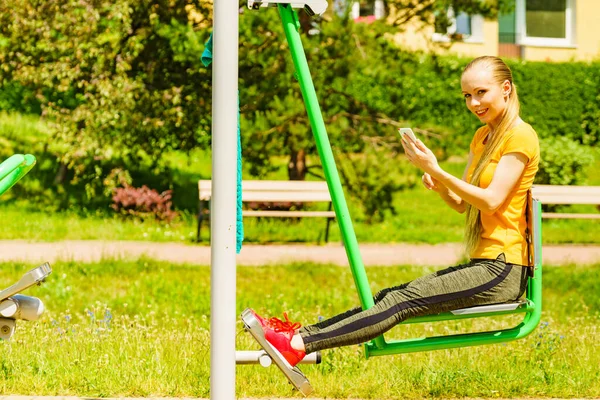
xmin=402 ymin=299 xmax=531 ymax=325
xmin=364 ymin=196 xmax=542 ymax=357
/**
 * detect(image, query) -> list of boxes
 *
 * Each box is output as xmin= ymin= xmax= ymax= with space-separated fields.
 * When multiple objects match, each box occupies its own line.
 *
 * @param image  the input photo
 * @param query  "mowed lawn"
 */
xmin=0 ymin=259 xmax=598 ymax=398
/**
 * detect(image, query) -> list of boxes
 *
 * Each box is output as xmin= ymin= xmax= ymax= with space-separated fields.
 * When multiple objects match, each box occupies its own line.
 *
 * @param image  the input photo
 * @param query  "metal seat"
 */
xmin=364 ymin=195 xmax=542 ymax=357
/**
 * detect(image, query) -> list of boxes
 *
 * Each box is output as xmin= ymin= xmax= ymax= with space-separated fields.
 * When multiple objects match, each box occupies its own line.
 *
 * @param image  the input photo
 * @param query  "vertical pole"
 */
xmin=210 ymin=0 xmax=238 ymax=398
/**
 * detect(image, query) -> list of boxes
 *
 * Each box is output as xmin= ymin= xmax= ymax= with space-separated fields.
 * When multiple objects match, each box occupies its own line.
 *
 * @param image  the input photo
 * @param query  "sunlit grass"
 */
xmin=0 ymin=259 xmax=598 ymax=398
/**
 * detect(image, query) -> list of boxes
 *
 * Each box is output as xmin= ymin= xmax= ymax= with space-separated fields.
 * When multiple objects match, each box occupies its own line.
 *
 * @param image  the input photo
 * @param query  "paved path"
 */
xmin=1 ymin=240 xmax=599 ymax=266
xmin=0 ymin=397 xmax=326 ymax=400
xmin=0 ymin=397 xmax=571 ymax=400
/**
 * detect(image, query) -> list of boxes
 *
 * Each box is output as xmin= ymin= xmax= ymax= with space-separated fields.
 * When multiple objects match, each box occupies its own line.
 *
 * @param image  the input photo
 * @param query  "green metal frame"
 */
xmin=0 ymin=154 xmax=37 ymax=198
xmin=277 ymin=4 xmax=541 ymax=356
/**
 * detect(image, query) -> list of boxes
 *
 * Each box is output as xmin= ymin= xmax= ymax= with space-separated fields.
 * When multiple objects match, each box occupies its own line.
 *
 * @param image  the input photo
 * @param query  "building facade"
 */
xmin=353 ymin=0 xmax=600 ymax=62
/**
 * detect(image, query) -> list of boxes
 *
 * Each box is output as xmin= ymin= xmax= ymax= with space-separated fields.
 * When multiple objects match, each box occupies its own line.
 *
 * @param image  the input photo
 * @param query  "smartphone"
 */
xmin=398 ymin=127 xmax=417 ymax=142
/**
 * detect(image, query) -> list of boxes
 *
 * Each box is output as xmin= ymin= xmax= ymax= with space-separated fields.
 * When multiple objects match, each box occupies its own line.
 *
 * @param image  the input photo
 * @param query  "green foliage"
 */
xmin=0 ymin=112 xmax=48 ymax=159
xmin=581 ymin=91 xmax=600 ymax=146
xmin=2 ymin=0 xmax=600 ymax=223
xmin=536 ymin=137 xmax=595 ymax=186
xmin=0 ymin=0 xmax=213 ymax=200
xmin=337 ymin=143 xmax=418 ymax=223
xmin=0 ymin=82 xmax=41 ymax=114
xmin=514 ymin=60 xmax=600 ymax=145
xmin=383 ymin=0 xmax=514 ymax=30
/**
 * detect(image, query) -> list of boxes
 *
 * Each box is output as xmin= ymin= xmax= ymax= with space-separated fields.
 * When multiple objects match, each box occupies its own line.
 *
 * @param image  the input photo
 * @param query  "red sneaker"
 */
xmin=250 ymin=310 xmax=306 ymax=367
xmin=249 ymin=309 xmax=271 ymax=329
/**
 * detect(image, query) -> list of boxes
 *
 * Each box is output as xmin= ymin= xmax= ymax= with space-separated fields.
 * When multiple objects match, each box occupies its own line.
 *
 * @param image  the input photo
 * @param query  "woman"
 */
xmin=247 ymin=55 xmax=540 ymax=367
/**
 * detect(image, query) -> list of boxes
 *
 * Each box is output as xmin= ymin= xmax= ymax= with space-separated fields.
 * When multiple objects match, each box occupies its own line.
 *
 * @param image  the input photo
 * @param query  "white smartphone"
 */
xmin=398 ymin=127 xmax=417 ymax=142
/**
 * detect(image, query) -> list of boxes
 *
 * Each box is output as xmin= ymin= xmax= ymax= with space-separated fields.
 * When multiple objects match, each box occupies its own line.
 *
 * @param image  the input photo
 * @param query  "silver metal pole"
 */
xmin=236 ymin=350 xmax=321 ymax=366
xmin=210 ymin=0 xmax=239 ymax=398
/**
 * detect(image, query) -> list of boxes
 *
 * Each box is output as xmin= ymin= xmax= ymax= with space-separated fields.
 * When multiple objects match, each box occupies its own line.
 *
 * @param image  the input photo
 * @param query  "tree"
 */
xmin=237 ymin=1 xmax=512 ymax=220
xmin=0 ymin=0 xmax=213 ymax=199
xmin=0 ymin=0 xmax=513 ymax=220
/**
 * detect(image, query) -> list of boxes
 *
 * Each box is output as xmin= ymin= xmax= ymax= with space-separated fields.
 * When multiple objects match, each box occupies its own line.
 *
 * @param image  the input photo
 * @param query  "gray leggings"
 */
xmin=298 ymin=253 xmax=529 ymax=354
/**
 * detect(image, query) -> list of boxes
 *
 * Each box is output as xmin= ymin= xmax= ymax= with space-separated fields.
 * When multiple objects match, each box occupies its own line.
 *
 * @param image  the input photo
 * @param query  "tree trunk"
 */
xmin=54 ymin=163 xmax=68 ymax=185
xmin=288 ymin=149 xmax=306 ymax=181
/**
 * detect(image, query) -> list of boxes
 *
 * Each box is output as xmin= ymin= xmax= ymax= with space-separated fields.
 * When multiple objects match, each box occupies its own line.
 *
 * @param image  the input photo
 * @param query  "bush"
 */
xmin=336 ymin=140 xmax=418 ymax=223
xmin=581 ymin=92 xmax=600 ymax=146
xmin=535 ymin=137 xmax=595 ymax=186
xmin=112 ymin=185 xmax=178 ymax=222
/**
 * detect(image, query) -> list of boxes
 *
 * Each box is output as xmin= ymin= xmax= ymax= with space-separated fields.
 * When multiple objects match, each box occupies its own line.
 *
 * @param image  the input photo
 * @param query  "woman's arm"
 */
xmin=403 ymin=137 xmax=527 ymax=215
xmin=424 ymin=152 xmax=473 ymax=214
xmin=434 ymin=153 xmax=527 ymax=214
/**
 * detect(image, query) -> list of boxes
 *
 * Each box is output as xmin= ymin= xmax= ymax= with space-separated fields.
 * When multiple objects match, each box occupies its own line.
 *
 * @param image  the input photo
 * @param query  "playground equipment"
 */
xmin=211 ymin=0 xmax=541 ymax=398
xmin=0 ymin=154 xmax=52 ymax=340
xmin=239 ymin=0 xmax=542 ymax=395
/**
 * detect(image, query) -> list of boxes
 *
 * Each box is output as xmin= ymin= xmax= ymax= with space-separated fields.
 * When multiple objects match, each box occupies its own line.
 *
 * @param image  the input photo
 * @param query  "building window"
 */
xmin=516 ymin=0 xmax=576 ymax=47
xmin=455 ymin=13 xmax=472 ymax=36
xmin=432 ymin=7 xmax=484 ymax=43
xmin=350 ymin=0 xmax=385 ymax=22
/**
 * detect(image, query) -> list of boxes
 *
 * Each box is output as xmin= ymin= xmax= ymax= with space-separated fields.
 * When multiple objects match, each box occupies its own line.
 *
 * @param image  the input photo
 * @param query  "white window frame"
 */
xmin=351 ymin=0 xmax=385 ymax=20
xmin=516 ymin=0 xmax=577 ymax=48
xmin=432 ymin=7 xmax=485 ymax=44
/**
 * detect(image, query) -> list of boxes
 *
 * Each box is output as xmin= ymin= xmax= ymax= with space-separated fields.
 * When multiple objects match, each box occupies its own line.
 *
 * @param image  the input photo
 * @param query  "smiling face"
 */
xmin=461 ymin=66 xmax=511 ymax=129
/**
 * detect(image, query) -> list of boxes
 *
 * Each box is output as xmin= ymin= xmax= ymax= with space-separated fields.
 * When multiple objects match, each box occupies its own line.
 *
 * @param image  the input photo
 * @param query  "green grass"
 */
xmin=0 ymin=259 xmax=599 ymax=398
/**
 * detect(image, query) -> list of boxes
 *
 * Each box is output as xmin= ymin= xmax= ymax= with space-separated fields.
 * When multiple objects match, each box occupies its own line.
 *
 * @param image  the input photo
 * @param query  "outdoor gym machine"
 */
xmin=0 ymin=154 xmax=52 ymax=340
xmin=211 ymin=0 xmax=540 ymax=397
xmin=240 ymin=0 xmax=542 ymax=395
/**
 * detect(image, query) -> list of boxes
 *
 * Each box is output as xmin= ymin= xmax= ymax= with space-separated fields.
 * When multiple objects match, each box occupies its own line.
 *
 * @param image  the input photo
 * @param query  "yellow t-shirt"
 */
xmin=466 ymin=122 xmax=540 ymax=265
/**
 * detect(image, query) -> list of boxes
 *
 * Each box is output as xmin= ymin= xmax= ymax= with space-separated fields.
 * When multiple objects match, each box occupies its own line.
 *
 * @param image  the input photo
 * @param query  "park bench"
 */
xmin=531 ymin=185 xmax=600 ymax=219
xmin=197 ymin=179 xmax=335 ymax=243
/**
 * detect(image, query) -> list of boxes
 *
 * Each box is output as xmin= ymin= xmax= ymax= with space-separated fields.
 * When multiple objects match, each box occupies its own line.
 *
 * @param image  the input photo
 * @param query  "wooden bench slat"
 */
xmin=542 ymin=213 xmax=600 ymax=219
xmin=532 ymin=185 xmax=600 ymax=220
xmin=243 ymin=210 xmax=335 ymax=218
xmin=533 ymin=184 xmax=600 ymax=194
xmin=532 ymin=185 xmax=600 ymax=205
xmin=197 ymin=179 xmax=336 ymax=242
xmin=533 ymin=195 xmax=600 ymax=205
xmin=199 ymin=180 xmax=332 ymax=202
xmin=199 ymin=180 xmax=330 ymax=192
xmin=241 ymin=192 xmax=331 ymax=202
xmin=241 ymin=180 xmax=329 ymax=191
xmin=200 ymin=192 xmax=331 ymax=202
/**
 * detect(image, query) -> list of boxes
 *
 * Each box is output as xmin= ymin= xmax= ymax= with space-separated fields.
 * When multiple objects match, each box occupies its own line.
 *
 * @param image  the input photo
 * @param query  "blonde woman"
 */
xmin=247 ymin=56 xmax=540 ymax=367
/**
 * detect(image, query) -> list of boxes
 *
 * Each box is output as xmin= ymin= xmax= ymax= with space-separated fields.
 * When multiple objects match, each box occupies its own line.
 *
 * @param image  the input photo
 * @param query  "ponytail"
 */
xmin=462 ymin=57 xmax=521 ymax=257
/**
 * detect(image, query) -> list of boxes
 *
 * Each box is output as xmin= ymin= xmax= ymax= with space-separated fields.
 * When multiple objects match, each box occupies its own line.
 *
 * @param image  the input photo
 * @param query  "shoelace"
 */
xmin=268 ymin=312 xmax=301 ymax=333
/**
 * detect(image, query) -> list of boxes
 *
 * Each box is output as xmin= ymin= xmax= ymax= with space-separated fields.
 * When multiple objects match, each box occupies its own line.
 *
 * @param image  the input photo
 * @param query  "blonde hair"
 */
xmin=463 ymin=56 xmax=521 ymax=257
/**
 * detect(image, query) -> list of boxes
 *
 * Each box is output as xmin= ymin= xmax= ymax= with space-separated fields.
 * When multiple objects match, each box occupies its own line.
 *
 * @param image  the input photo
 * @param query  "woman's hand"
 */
xmin=401 ymin=136 xmax=441 ymax=176
xmin=422 ymin=172 xmax=446 ymax=193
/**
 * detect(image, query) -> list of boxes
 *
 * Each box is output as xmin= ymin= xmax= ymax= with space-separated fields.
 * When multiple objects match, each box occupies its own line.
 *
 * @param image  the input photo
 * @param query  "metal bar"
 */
xmin=399 ymin=301 xmax=532 ymax=325
xmin=365 ymin=199 xmax=544 ymax=357
xmin=210 ymin=0 xmax=239 ymax=398
xmin=0 ymin=263 xmax=52 ymax=302
xmin=0 ymin=154 xmax=36 ymax=197
xmin=365 ymin=319 xmax=536 ymax=356
xmin=277 ymin=4 xmax=385 ymax=349
xmin=236 ymin=350 xmax=321 ymax=365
